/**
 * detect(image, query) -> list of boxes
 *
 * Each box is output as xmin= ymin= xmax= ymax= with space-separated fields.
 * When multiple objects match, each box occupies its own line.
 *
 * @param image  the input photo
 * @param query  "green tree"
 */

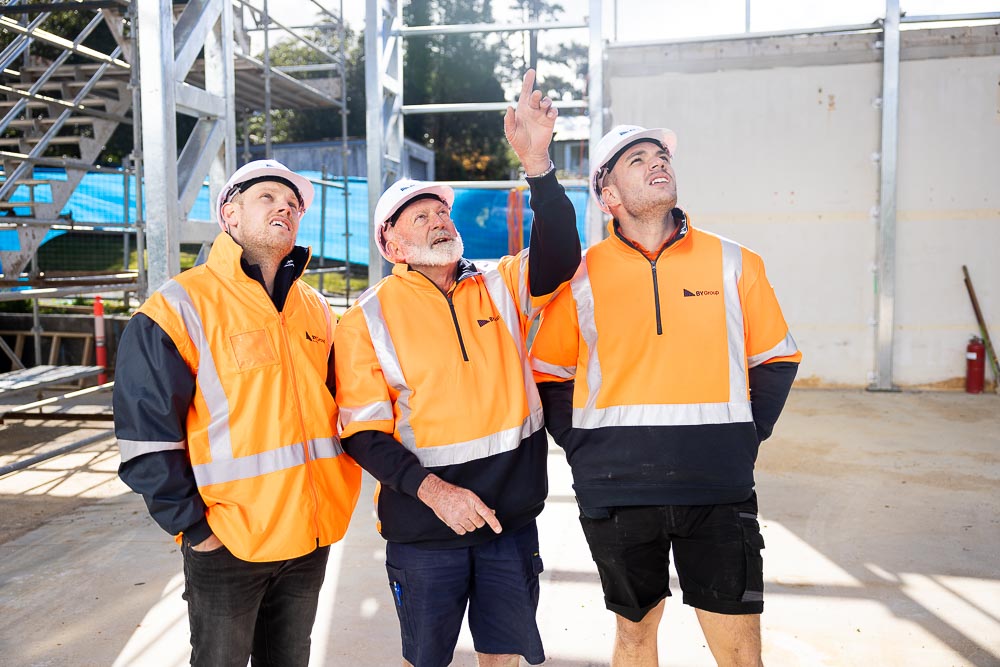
xmin=403 ymin=0 xmax=513 ymax=180
xmin=504 ymin=0 xmax=587 ymax=108
xmin=241 ymin=26 xmax=365 ymax=144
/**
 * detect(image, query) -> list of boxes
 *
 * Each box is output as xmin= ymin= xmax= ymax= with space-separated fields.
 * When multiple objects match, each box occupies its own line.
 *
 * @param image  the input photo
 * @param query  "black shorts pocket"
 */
xmin=385 ymin=564 xmax=416 ymax=645
xmin=738 ymin=510 xmax=765 ymax=603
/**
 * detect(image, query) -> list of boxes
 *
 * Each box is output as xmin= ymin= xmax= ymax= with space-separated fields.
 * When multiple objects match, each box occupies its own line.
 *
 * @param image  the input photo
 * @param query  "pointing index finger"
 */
xmin=520 ymin=69 xmax=536 ymax=103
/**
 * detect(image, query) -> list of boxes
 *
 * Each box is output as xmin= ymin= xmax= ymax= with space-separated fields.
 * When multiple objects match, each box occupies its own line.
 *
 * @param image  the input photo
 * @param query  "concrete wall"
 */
xmin=605 ymin=25 xmax=1000 ymax=388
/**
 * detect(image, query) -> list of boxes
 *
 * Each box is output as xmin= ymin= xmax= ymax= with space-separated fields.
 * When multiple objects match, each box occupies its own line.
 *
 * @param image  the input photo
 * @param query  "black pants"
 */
xmin=181 ymin=539 xmax=329 ymax=667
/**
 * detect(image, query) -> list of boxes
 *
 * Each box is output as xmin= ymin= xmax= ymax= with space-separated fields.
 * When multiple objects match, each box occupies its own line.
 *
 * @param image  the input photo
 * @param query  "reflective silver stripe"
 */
xmin=570 ymin=256 xmax=603 ymax=417
xmin=518 ymin=250 xmax=532 ymax=319
xmin=118 ymin=438 xmax=186 ymax=463
xmin=482 ymin=266 xmax=542 ymax=416
xmin=742 ymin=591 xmax=764 ymax=602
xmin=531 ymin=357 xmax=575 ymax=379
xmin=159 ymin=280 xmax=234 ymax=461
xmin=570 ymin=238 xmax=754 ymax=430
xmin=412 ymin=408 xmax=544 ymax=467
xmin=719 ymin=236 xmax=749 ymax=405
xmin=358 ymin=275 xmax=543 ymax=465
xmin=192 ymin=437 xmax=343 ymax=486
xmin=572 ymin=402 xmax=754 ymax=429
xmin=307 ymin=436 xmax=345 ymax=461
xmin=339 ymin=400 xmax=394 ymax=427
xmin=747 ymin=331 xmax=799 ymax=368
xmin=358 ymin=288 xmax=417 ymax=449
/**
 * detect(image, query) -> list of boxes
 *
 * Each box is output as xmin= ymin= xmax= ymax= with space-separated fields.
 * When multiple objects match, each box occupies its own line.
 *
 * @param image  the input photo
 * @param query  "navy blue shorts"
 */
xmin=385 ymin=520 xmax=545 ymax=667
xmin=579 ymin=493 xmax=765 ymax=622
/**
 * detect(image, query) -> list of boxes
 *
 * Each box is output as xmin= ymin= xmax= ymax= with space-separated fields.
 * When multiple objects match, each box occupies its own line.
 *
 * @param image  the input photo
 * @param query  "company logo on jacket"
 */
xmin=305 ymin=331 xmax=327 ymax=344
xmin=683 ymin=289 xmax=720 ymax=297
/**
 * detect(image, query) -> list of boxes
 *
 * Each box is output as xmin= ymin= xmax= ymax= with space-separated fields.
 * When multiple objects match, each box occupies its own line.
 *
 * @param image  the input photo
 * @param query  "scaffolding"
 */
xmin=0 ymin=0 xmax=351 ymax=373
xmin=363 ymin=0 xmax=604 ymax=284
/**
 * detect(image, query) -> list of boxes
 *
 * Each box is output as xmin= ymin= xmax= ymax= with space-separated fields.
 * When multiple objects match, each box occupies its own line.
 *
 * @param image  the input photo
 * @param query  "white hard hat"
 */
xmin=373 ymin=179 xmax=455 ymax=262
xmin=216 ymin=159 xmax=315 ymax=231
xmin=590 ymin=125 xmax=678 ymax=214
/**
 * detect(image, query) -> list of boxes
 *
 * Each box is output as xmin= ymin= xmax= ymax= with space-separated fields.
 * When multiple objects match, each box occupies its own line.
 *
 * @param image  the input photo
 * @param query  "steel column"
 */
xmin=365 ymin=0 xmax=403 ymax=283
xmin=585 ymin=0 xmax=605 ymax=248
xmin=138 ymin=0 xmax=181 ymax=293
xmin=871 ymin=0 xmax=900 ymax=391
xmin=137 ymin=0 xmax=234 ymax=296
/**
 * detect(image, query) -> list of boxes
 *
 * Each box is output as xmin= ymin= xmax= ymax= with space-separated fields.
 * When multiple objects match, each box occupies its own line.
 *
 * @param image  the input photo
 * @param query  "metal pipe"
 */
xmin=128 ymin=0 xmax=146 ymax=299
xmin=436 ymin=179 xmax=588 ymax=189
xmin=403 ymin=100 xmax=587 ymax=115
xmin=0 ymin=430 xmax=115 ymax=478
xmin=0 ymin=15 xmax=130 ymax=68
xmin=585 ymin=0 xmax=605 ymax=247
xmin=871 ymin=0 xmax=900 ymax=391
xmin=263 ymin=0 xmax=272 ymax=158
xmin=0 ymin=1 xmax=126 ymax=15
xmin=319 ymin=164 xmax=327 ymax=294
xmin=605 ymin=22 xmax=883 ymax=50
xmin=4 ymin=381 xmax=114 ymax=415
xmin=339 ymin=0 xmax=351 ymax=303
xmin=29 ymin=255 xmax=43 ymax=365
xmin=275 ymin=63 xmax=343 ymax=73
xmin=122 ymin=157 xmax=130 ymax=271
xmin=0 ymin=336 xmax=25 ymax=369
xmin=0 ymin=284 xmax=138 ymax=302
xmin=399 ymin=20 xmax=587 ymax=36
xmin=901 ymin=12 xmax=1000 ymax=23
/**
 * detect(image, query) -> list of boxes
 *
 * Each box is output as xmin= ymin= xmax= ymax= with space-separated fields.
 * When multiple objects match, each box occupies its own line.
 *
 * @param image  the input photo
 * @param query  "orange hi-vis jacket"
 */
xmin=116 ymin=233 xmax=361 ymax=562
xmin=334 ymin=256 xmax=556 ymax=547
xmin=530 ymin=211 xmax=801 ymax=510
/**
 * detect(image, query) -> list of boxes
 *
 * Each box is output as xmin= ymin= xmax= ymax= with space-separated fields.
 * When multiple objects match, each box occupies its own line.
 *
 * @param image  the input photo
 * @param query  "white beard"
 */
xmin=400 ymin=232 xmax=464 ymax=267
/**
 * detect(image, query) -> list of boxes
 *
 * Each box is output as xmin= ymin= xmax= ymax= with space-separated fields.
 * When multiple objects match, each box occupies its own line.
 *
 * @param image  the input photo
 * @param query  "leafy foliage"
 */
xmin=402 ymin=0 xmax=514 ymax=180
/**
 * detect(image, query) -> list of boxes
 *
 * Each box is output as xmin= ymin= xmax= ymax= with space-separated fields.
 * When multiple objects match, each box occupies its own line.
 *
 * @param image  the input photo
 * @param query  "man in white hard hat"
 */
xmin=114 ymin=159 xmax=361 ymax=666
xmin=530 ymin=125 xmax=801 ymax=666
xmin=334 ymin=70 xmax=580 ymax=667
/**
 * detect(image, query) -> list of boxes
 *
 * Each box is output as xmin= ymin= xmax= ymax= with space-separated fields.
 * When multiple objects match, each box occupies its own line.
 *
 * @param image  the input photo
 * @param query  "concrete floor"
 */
xmin=0 ymin=388 xmax=998 ymax=666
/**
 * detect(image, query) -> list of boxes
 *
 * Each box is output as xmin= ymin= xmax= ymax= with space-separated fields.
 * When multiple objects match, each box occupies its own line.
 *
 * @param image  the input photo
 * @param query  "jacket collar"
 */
xmin=207 ymin=231 xmax=310 ymax=283
xmin=390 ymin=257 xmax=481 ymax=292
xmin=608 ymin=208 xmax=690 ymax=257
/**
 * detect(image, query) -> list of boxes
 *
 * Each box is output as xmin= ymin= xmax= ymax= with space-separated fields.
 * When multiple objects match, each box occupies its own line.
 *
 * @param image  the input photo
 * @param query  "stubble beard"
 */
xmin=233 ymin=226 xmax=296 ymax=267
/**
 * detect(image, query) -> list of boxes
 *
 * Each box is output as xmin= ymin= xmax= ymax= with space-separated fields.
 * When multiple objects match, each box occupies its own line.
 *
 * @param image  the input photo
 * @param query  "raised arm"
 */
xmin=503 ymin=69 xmax=581 ymax=299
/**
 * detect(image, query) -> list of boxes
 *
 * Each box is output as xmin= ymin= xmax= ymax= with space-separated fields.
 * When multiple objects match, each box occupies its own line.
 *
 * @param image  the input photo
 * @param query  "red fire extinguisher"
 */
xmin=966 ymin=336 xmax=985 ymax=394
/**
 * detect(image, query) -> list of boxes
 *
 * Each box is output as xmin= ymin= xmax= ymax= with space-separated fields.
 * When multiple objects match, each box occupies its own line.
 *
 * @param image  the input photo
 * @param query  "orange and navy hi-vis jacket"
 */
xmin=530 ymin=210 xmax=801 ymax=511
xmin=114 ymin=232 xmax=361 ymax=562
xmin=334 ymin=171 xmax=580 ymax=548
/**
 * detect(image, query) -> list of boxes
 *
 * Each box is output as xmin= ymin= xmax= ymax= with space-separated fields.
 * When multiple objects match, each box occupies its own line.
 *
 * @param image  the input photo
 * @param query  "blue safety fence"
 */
xmin=1 ymin=168 xmax=591 ymax=266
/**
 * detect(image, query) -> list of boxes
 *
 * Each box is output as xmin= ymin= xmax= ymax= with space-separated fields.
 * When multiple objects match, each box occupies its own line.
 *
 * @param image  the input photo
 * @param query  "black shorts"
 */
xmin=578 ymin=493 xmax=764 ymax=622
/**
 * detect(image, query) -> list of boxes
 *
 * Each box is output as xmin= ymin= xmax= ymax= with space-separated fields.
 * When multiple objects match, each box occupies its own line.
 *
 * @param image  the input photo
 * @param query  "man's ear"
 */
xmin=385 ymin=237 xmax=406 ymax=264
xmin=601 ymin=184 xmax=620 ymax=210
xmin=220 ymin=201 xmax=239 ymax=231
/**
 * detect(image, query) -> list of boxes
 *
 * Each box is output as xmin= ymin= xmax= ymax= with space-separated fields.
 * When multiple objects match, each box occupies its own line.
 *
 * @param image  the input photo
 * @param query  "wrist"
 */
xmin=523 ymin=159 xmax=555 ymax=179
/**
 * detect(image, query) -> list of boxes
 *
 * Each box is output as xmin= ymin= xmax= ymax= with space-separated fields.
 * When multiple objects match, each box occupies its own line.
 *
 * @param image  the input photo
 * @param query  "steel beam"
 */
xmin=870 ymin=0 xmax=900 ymax=392
xmin=585 ymin=0 xmax=605 ymax=248
xmin=138 ymin=1 xmax=181 ymax=293
xmin=365 ymin=0 xmax=403 ymax=283
xmin=137 ymin=0 xmax=234 ymax=296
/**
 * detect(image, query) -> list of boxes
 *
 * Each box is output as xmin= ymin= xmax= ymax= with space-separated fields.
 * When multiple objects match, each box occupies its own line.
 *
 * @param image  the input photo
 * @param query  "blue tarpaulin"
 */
xmin=1 ymin=169 xmax=590 ymax=265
